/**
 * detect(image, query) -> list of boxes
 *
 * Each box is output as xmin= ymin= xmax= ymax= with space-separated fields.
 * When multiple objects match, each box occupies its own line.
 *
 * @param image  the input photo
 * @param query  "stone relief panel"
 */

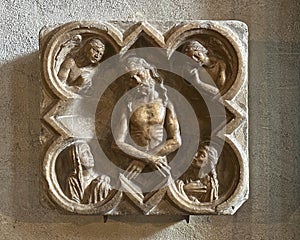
xmin=40 ymin=21 xmax=248 ymax=215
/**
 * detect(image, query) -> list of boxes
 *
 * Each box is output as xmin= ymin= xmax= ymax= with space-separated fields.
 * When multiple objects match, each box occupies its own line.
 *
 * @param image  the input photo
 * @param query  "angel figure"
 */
xmin=57 ymin=36 xmax=105 ymax=91
xmin=181 ymin=40 xmax=227 ymax=95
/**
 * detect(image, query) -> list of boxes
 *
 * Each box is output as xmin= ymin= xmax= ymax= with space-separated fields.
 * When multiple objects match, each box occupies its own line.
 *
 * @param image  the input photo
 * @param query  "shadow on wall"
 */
xmin=1 ymin=52 xmax=190 ymax=229
xmin=1 ymin=52 xmax=44 ymax=222
xmin=1 ymin=42 xmax=299 ymax=231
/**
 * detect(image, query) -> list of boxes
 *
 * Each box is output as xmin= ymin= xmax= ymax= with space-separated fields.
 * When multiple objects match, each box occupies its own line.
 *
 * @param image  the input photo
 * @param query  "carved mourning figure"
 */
xmin=42 ymin=21 xmax=248 ymax=215
xmin=65 ymin=142 xmax=111 ymax=204
xmin=114 ymin=57 xmax=182 ymax=180
xmin=58 ymin=37 xmax=105 ymax=91
xmin=176 ymin=142 xmax=219 ymax=203
xmin=182 ymin=40 xmax=227 ymax=95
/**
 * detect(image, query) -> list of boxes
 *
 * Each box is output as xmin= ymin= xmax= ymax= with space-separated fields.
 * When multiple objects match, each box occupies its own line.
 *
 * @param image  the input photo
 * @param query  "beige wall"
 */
xmin=0 ymin=0 xmax=299 ymax=239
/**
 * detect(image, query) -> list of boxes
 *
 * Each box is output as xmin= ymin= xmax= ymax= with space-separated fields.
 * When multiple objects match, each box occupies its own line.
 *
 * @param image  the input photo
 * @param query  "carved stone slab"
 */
xmin=40 ymin=21 xmax=248 ymax=215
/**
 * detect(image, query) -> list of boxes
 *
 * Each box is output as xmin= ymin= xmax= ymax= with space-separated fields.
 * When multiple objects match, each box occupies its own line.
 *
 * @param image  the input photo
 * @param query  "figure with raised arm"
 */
xmin=182 ymin=40 xmax=227 ymax=95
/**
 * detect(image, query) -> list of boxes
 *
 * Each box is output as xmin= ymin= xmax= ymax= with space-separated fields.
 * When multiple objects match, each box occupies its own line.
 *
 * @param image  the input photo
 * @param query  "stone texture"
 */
xmin=40 ymin=20 xmax=248 ymax=215
xmin=0 ymin=0 xmax=299 ymax=239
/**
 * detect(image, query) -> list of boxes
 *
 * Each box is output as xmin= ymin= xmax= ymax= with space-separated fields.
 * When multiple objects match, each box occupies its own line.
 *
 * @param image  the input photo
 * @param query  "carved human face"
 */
xmin=85 ymin=43 xmax=104 ymax=64
xmin=185 ymin=47 xmax=207 ymax=64
xmin=127 ymin=63 xmax=155 ymax=94
xmin=192 ymin=146 xmax=209 ymax=168
xmin=79 ymin=144 xmax=95 ymax=169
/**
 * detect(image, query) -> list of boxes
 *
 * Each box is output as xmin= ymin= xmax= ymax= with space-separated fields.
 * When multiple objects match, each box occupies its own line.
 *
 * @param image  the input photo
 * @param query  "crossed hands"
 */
xmin=125 ymin=155 xmax=171 ymax=180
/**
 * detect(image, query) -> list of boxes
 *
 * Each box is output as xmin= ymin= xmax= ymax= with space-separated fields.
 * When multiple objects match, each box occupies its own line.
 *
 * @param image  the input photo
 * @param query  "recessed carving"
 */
xmin=40 ymin=20 xmax=248 ymax=215
xmin=57 ymin=36 xmax=105 ymax=92
xmin=176 ymin=142 xmax=220 ymax=204
xmin=180 ymin=40 xmax=227 ymax=94
xmin=64 ymin=142 xmax=111 ymax=204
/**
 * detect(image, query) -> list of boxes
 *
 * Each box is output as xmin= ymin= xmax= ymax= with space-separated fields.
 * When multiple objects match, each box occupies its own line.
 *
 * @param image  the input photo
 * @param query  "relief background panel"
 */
xmin=0 ymin=0 xmax=298 ymax=239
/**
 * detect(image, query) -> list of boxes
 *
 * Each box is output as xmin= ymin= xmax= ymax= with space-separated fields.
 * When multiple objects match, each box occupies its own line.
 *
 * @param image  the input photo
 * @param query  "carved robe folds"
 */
xmin=41 ymin=21 xmax=248 ymax=215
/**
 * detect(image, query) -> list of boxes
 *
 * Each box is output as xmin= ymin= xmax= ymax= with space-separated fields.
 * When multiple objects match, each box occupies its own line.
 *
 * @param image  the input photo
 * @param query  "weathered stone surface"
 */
xmin=0 ymin=0 xmax=299 ymax=239
xmin=40 ymin=21 xmax=248 ymax=215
